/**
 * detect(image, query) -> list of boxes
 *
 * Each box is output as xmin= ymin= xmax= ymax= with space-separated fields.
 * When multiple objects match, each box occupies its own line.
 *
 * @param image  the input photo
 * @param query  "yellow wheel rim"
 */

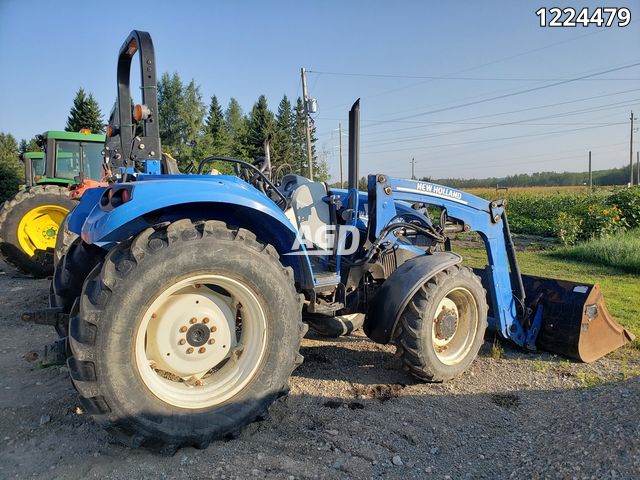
xmin=17 ymin=204 xmax=70 ymax=257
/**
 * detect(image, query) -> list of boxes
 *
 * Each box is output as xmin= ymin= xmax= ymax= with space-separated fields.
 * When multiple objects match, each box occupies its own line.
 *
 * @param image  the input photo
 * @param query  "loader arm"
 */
xmin=369 ymin=175 xmax=528 ymax=346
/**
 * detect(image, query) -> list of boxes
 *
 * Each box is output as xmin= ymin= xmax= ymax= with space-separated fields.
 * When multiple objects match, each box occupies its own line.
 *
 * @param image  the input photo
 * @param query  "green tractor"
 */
xmin=0 ymin=130 xmax=105 ymax=277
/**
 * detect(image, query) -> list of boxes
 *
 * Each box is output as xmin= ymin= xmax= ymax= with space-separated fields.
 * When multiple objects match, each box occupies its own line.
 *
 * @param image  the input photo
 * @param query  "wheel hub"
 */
xmin=17 ymin=204 xmax=69 ymax=256
xmin=135 ymin=274 xmax=268 ymax=409
xmin=186 ymin=323 xmax=210 ymax=347
xmin=435 ymin=307 xmax=458 ymax=341
xmin=145 ymin=289 xmax=235 ymax=378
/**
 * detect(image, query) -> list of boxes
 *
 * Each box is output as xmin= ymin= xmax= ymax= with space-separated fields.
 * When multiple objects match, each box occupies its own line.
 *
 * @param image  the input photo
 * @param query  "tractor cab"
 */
xmin=21 ymin=151 xmax=44 ymax=187
xmin=35 ymin=130 xmax=106 ymax=186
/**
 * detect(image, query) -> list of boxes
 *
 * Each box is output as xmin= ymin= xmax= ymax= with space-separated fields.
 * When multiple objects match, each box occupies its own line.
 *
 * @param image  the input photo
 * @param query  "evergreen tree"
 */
xmin=246 ymin=95 xmax=275 ymax=160
xmin=292 ymin=97 xmax=318 ymax=178
xmin=224 ymin=98 xmax=249 ymax=160
xmin=158 ymin=72 xmax=186 ymax=156
xmin=0 ymin=133 xmax=22 ymax=201
xmin=178 ymin=79 xmax=206 ymax=167
xmin=18 ymin=137 xmax=42 ymax=155
xmin=292 ymin=97 xmax=307 ymax=175
xmin=204 ymin=95 xmax=231 ymax=156
xmin=65 ymin=88 xmax=104 ymax=133
xmin=272 ymin=95 xmax=295 ymax=168
xmin=157 ymin=72 xmax=206 ymax=169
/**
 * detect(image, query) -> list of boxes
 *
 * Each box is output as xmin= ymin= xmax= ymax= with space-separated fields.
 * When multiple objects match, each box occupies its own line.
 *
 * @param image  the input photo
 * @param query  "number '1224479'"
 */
xmin=536 ymin=7 xmax=631 ymax=27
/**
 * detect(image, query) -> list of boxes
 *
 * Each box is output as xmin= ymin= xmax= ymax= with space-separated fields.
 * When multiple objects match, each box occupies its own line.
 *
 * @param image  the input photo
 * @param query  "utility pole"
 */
xmin=338 ymin=122 xmax=344 ymax=187
xmin=301 ymin=67 xmax=314 ymax=180
xmin=630 ymin=111 xmax=636 ymax=187
xmin=637 ymin=151 xmax=639 ymax=186
xmin=589 ymin=150 xmax=593 ymax=190
xmin=411 ymin=157 xmax=416 ymax=180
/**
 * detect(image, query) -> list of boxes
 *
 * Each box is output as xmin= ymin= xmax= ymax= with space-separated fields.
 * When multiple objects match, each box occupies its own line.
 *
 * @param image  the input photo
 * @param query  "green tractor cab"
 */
xmin=21 ymin=151 xmax=45 ymax=188
xmin=0 ymin=130 xmax=105 ymax=277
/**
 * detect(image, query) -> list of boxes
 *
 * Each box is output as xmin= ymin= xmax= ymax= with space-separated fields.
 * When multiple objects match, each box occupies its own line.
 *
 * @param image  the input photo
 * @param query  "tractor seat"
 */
xmin=288 ymin=182 xmax=332 ymax=251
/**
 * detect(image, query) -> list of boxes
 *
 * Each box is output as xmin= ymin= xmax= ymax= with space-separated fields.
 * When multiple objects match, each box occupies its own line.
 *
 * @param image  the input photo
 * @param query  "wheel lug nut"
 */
xmin=195 ymin=380 xmax=203 ymax=386
xmin=190 ymin=317 xmax=197 ymax=324
xmin=202 ymin=317 xmax=209 ymax=324
xmin=208 ymin=339 xmax=215 ymax=345
xmin=149 ymin=362 xmax=157 ymax=369
xmin=186 ymin=347 xmax=194 ymax=354
xmin=178 ymin=339 xmax=186 ymax=345
xmin=151 ymin=313 xmax=158 ymax=319
xmin=210 ymin=326 xmax=217 ymax=332
xmin=198 ymin=347 xmax=206 ymax=354
xmin=179 ymin=326 xmax=187 ymax=333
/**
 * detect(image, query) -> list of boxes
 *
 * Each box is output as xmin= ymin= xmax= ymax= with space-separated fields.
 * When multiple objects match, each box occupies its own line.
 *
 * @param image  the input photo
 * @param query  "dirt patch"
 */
xmin=0 ymin=259 xmax=639 ymax=479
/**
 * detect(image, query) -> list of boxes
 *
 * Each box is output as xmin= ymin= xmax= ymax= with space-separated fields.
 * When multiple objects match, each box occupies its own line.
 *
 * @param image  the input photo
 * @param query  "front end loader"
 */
xmin=40 ymin=30 xmax=632 ymax=452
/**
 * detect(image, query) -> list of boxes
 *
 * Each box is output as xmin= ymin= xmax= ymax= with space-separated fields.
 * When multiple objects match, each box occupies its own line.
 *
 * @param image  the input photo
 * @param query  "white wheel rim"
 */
xmin=431 ymin=287 xmax=478 ymax=365
xmin=135 ymin=274 xmax=267 ymax=409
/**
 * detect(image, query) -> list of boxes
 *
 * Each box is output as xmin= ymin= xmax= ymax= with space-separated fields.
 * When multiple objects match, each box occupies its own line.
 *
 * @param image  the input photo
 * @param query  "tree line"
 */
xmin=63 ymin=74 xmax=327 ymax=178
xmin=154 ymin=72 xmax=326 ymax=178
xmin=428 ymin=164 xmax=637 ymax=189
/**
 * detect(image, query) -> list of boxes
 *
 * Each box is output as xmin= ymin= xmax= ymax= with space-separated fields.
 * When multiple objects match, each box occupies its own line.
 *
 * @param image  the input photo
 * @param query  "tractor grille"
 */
xmin=378 ymin=250 xmax=397 ymax=278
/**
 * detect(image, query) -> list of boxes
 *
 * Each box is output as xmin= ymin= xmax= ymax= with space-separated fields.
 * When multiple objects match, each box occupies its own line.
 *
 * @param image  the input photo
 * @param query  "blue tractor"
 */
xmin=47 ymin=31 xmax=632 ymax=452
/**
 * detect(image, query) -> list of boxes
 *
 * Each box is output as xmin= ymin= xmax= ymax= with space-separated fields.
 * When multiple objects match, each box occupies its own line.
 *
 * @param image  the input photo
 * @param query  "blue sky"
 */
xmin=1 ymin=0 xmax=639 ymax=180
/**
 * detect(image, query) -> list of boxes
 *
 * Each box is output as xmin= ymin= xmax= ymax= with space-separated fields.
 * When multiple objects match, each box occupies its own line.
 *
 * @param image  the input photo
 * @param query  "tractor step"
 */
xmin=22 ymin=307 xmax=67 ymax=327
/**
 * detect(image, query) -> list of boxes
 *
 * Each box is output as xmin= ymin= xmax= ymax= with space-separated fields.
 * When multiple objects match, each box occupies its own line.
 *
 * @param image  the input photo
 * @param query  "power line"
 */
xmin=307 ymin=70 xmax=639 ymax=82
xmin=362 ymin=98 xmax=640 ymax=148
xmin=362 ymin=122 xmax=628 ymax=155
xmin=314 ymin=88 xmax=640 ymax=137
xmin=313 ymin=29 xmax=608 ymax=112
xmin=362 ymin=61 xmax=640 ymax=128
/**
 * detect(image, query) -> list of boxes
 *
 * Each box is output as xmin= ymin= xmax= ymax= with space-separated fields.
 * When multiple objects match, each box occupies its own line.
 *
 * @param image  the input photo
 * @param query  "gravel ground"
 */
xmin=0 ymin=258 xmax=638 ymax=479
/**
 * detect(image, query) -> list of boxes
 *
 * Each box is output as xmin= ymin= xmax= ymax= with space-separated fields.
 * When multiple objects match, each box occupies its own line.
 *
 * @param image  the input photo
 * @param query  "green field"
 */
xmin=454 ymin=245 xmax=640 ymax=343
xmin=551 ymin=229 xmax=640 ymax=274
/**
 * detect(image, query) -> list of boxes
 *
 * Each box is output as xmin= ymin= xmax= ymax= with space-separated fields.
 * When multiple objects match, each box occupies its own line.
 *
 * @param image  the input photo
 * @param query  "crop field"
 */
xmin=462 ymin=186 xmax=640 ymax=242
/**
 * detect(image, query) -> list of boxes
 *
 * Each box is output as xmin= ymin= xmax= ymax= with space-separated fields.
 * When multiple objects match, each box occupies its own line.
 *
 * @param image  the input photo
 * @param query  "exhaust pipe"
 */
xmin=348 ymin=99 xmax=360 ymax=209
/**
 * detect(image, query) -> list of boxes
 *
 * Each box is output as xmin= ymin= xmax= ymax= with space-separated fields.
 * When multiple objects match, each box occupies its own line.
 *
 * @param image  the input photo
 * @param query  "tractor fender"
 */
xmin=363 ymin=252 xmax=462 ymax=344
xmin=76 ymin=178 xmax=314 ymax=287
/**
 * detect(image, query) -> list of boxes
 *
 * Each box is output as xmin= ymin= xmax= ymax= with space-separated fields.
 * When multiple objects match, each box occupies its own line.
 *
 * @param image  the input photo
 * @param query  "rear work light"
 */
xmin=100 ymin=186 xmax=134 ymax=210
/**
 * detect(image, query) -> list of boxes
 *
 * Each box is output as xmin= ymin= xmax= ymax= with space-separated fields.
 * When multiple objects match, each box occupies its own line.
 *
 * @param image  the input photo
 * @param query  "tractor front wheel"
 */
xmin=0 ymin=185 xmax=75 ymax=277
xmin=67 ymin=220 xmax=304 ymax=452
xmin=394 ymin=265 xmax=487 ymax=382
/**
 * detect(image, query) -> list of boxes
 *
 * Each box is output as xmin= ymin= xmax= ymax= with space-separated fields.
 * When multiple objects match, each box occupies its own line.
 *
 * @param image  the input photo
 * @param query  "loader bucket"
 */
xmin=521 ymin=275 xmax=635 ymax=362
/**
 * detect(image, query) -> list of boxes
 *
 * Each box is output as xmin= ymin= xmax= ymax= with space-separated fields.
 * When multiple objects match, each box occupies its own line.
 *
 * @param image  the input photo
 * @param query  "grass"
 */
xmin=454 ymin=244 xmax=640 ymax=341
xmin=550 ymin=229 xmax=640 ymax=274
xmin=490 ymin=337 xmax=504 ymax=360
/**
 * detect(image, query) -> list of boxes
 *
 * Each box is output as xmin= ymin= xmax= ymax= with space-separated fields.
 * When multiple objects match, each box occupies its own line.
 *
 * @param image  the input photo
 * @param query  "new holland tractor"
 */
xmin=42 ymin=31 xmax=632 ymax=452
xmin=0 ymin=130 xmax=105 ymax=276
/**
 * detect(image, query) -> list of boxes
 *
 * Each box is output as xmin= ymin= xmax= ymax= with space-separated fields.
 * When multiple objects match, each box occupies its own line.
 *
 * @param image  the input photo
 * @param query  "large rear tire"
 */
xmin=394 ymin=265 xmax=487 ymax=382
xmin=68 ymin=220 xmax=304 ymax=452
xmin=53 ymin=214 xmax=79 ymax=267
xmin=50 ymin=239 xmax=105 ymax=336
xmin=0 ymin=185 xmax=75 ymax=277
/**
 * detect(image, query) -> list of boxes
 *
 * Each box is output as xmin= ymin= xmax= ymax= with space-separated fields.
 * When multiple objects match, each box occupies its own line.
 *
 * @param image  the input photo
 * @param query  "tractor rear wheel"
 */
xmin=394 ymin=265 xmax=487 ymax=382
xmin=50 ymin=239 xmax=105 ymax=336
xmin=53 ymin=215 xmax=79 ymax=267
xmin=0 ymin=185 xmax=75 ymax=277
xmin=67 ymin=220 xmax=304 ymax=452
